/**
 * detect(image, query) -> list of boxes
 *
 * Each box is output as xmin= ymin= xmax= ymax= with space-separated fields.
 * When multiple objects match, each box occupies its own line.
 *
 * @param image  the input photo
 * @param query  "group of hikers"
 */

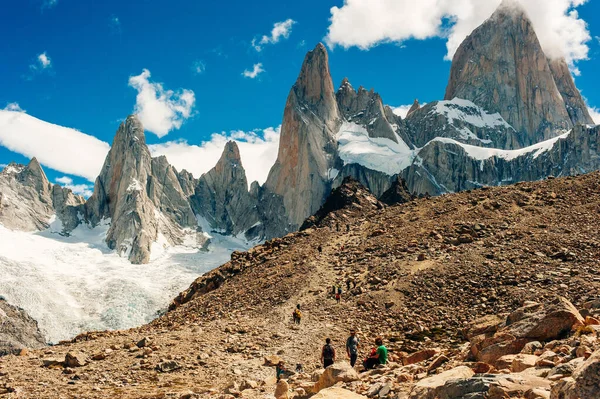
xmin=276 ymin=324 xmax=388 ymax=381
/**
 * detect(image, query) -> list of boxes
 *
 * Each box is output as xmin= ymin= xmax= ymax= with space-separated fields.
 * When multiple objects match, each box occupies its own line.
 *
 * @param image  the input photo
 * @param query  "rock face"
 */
xmin=548 ymin=57 xmax=595 ymax=126
xmin=444 ymin=0 xmax=579 ymax=146
xmin=404 ymin=124 xmax=600 ymax=196
xmin=300 ymin=177 xmax=383 ymax=230
xmin=85 ymin=115 xmax=206 ymax=264
xmin=379 ymin=175 xmax=413 ymax=206
xmin=0 ymin=159 xmax=84 ymax=232
xmin=0 ymin=298 xmax=46 ymax=356
xmin=264 ymin=43 xmax=341 ymax=230
xmin=191 ymin=141 xmax=261 ymax=237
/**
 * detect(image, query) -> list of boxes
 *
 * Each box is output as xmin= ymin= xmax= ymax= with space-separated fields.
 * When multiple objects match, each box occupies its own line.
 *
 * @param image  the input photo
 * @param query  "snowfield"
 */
xmin=0 ymin=222 xmax=250 ymax=344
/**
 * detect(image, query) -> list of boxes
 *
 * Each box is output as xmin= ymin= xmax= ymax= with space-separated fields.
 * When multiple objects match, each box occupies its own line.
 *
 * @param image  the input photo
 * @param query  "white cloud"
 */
xmin=28 ymin=52 xmax=52 ymax=76
xmin=391 ymin=105 xmax=413 ymax=119
xmin=0 ymin=110 xmax=110 ymax=182
xmin=38 ymin=52 xmax=51 ymax=68
xmin=0 ymin=164 xmax=7 ymax=169
xmin=589 ymin=107 xmax=600 ymax=124
xmin=192 ymin=60 xmax=206 ymax=75
xmin=55 ymin=176 xmax=94 ymax=198
xmin=242 ymin=63 xmax=265 ymax=79
xmin=128 ymin=69 xmax=196 ymax=138
xmin=325 ymin=0 xmax=591 ymax=66
xmin=149 ymin=126 xmax=281 ymax=186
xmin=252 ymin=19 xmax=296 ymax=51
xmin=4 ymin=103 xmax=25 ymax=113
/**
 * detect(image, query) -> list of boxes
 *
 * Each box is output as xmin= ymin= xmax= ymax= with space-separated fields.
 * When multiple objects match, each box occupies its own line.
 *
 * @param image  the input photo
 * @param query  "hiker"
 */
xmin=336 ymin=286 xmax=342 ymax=303
xmin=363 ymin=337 xmax=388 ymax=370
xmin=321 ymin=338 xmax=336 ymax=368
xmin=276 ymin=361 xmax=286 ymax=381
xmin=346 ymin=329 xmax=360 ymax=367
xmin=346 ymin=279 xmax=351 ymax=291
xmin=331 ymin=285 xmax=336 ymax=297
xmin=318 ymin=245 xmax=322 ymax=254
xmin=292 ymin=304 xmax=302 ymax=324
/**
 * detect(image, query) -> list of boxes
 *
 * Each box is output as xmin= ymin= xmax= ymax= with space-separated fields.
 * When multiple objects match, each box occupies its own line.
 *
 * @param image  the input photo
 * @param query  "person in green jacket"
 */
xmin=363 ymin=337 xmax=388 ymax=370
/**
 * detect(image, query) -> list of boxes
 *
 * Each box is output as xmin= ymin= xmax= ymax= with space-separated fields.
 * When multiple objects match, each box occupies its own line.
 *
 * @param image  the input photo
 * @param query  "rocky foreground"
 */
xmin=1 ymin=173 xmax=600 ymax=398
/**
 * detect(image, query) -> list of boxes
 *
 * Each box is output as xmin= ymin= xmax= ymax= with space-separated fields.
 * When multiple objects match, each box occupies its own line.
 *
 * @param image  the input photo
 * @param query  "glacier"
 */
xmin=0 ymin=222 xmax=250 ymax=344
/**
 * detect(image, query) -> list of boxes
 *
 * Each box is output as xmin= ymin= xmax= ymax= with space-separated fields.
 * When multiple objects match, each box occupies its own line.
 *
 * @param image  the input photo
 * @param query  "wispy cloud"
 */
xmin=242 ymin=63 xmax=265 ymax=79
xmin=4 ymin=103 xmax=26 ymax=113
xmin=192 ymin=60 xmax=206 ymax=75
xmin=41 ymin=0 xmax=58 ymax=10
xmin=252 ymin=19 xmax=296 ymax=52
xmin=128 ymin=69 xmax=196 ymax=138
xmin=26 ymin=52 xmax=52 ymax=80
xmin=0 ymin=109 xmax=110 ymax=182
xmin=149 ymin=126 xmax=281 ymax=186
xmin=109 ymin=15 xmax=121 ymax=34
xmin=55 ymin=177 xmax=94 ymax=198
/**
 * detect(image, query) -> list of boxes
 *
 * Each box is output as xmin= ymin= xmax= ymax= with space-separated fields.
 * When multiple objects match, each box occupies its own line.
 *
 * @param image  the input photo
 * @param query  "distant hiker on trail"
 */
xmin=335 ymin=290 xmax=341 ymax=303
xmin=318 ymin=245 xmax=322 ymax=254
xmin=321 ymin=338 xmax=336 ymax=368
xmin=346 ymin=329 xmax=360 ymax=367
xmin=331 ymin=285 xmax=336 ymax=296
xmin=292 ymin=304 xmax=302 ymax=324
xmin=363 ymin=337 xmax=388 ymax=370
xmin=276 ymin=361 xmax=286 ymax=381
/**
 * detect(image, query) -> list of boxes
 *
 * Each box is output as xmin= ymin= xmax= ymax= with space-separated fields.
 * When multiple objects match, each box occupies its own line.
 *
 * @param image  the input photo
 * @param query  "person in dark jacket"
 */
xmin=321 ymin=338 xmax=336 ymax=368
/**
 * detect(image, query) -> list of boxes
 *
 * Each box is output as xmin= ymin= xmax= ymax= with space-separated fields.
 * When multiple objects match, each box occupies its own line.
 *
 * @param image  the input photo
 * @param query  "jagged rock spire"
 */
xmin=263 ymin=43 xmax=342 ymax=230
xmin=406 ymin=99 xmax=420 ymax=117
xmin=445 ymin=0 xmax=577 ymax=146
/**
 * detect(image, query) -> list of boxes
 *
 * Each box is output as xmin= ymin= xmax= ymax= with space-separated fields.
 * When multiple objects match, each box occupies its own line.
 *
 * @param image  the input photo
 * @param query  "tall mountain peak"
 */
xmin=445 ymin=0 xmax=577 ymax=146
xmin=219 ymin=141 xmax=242 ymax=164
xmin=407 ymin=99 xmax=420 ymax=117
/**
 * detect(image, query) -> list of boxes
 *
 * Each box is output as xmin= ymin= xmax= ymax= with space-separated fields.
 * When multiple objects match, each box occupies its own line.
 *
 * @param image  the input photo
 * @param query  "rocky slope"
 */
xmin=2 ymin=172 xmax=600 ymax=398
xmin=444 ymin=0 xmax=592 ymax=146
xmin=0 ymin=298 xmax=46 ymax=357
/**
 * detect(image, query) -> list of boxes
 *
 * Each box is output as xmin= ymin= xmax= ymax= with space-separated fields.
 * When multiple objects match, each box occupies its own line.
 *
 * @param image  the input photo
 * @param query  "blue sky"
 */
xmin=1 ymin=0 xmax=599 ymax=196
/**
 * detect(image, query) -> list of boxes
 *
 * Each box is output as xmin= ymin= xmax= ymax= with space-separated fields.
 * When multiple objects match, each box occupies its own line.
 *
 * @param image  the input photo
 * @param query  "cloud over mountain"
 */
xmin=325 ymin=0 xmax=591 ymax=67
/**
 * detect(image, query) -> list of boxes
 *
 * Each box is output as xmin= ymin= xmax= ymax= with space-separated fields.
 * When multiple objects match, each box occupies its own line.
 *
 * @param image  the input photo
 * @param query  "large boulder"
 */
xmin=432 ymin=373 xmax=551 ymax=399
xmin=409 ymin=366 xmax=474 ymax=399
xmin=313 ymin=362 xmax=359 ymax=393
xmin=274 ymin=379 xmax=290 ymax=399
xmin=312 ymin=387 xmax=367 ymax=399
xmin=470 ymin=297 xmax=584 ymax=364
xmin=550 ymin=348 xmax=600 ymax=399
xmin=0 ymin=298 xmax=46 ymax=356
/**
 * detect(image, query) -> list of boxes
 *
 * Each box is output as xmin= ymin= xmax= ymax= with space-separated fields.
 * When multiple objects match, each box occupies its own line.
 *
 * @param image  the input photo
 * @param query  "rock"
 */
xmin=463 ymin=315 xmax=503 ymax=340
xmin=136 ymin=337 xmax=152 ymax=348
xmin=0 ymin=298 xmax=46 ymax=356
xmin=379 ymin=176 xmax=413 ymax=206
xmin=264 ymin=355 xmax=283 ymax=367
xmin=274 ymin=379 xmax=289 ymax=399
xmin=404 ymin=348 xmax=440 ymax=365
xmin=313 ymin=362 xmax=360 ymax=393
xmin=156 ymin=361 xmax=182 ymax=373
xmin=42 ymin=358 xmax=64 ymax=368
xmin=505 ymin=297 xmax=584 ymax=341
xmin=311 ymin=387 xmax=367 ymax=399
xmin=547 ymin=358 xmax=584 ymax=379
xmin=521 ymin=341 xmax=543 ymax=355
xmin=433 ymin=373 xmax=551 ymax=399
xmin=240 ymin=380 xmax=258 ymax=390
xmin=511 ymin=354 xmax=539 ymax=372
xmin=65 ymin=352 xmax=88 ymax=368
xmin=427 ymin=355 xmax=449 ymax=372
xmin=408 ymin=366 xmax=474 ymax=399
xmin=550 ymin=348 xmax=600 ymax=399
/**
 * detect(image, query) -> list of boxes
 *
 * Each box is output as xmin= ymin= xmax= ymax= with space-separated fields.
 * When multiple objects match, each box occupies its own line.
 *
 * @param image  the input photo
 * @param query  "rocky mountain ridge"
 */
xmin=1 ymin=2 xmax=599 ymax=264
xmin=2 ymin=171 xmax=600 ymax=398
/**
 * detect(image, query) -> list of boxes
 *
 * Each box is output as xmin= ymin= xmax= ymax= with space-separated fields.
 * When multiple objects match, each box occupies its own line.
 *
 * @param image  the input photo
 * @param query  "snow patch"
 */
xmin=337 ymin=122 xmax=415 ymax=176
xmin=429 ymin=131 xmax=570 ymax=162
xmin=432 ymin=98 xmax=514 ymax=130
xmin=127 ymin=179 xmax=143 ymax=192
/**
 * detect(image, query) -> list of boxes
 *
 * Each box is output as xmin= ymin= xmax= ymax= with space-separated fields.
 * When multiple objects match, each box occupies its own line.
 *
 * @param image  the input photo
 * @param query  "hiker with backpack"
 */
xmin=336 ymin=286 xmax=342 ymax=303
xmin=292 ymin=304 xmax=302 ymax=324
xmin=346 ymin=329 xmax=360 ymax=367
xmin=321 ymin=338 xmax=336 ymax=368
xmin=276 ymin=361 xmax=286 ymax=381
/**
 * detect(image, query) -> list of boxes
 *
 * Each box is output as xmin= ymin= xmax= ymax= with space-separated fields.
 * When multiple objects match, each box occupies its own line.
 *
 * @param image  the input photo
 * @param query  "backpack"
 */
xmin=323 ymin=344 xmax=334 ymax=359
xmin=293 ymin=309 xmax=302 ymax=319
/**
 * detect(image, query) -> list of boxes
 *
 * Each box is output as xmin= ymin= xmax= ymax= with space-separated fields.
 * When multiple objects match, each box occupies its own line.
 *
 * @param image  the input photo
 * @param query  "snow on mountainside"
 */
xmin=0 ymin=221 xmax=250 ymax=343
